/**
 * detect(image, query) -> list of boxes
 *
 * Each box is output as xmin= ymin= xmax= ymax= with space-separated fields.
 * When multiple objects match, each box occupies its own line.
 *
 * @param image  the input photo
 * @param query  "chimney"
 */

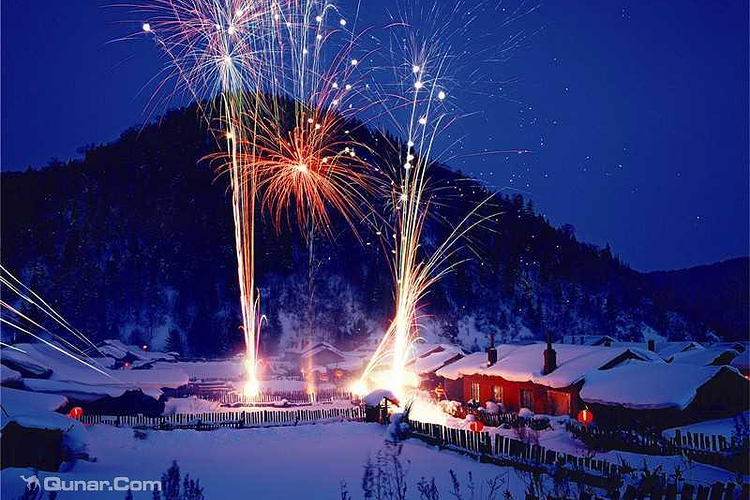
xmin=487 ymin=332 xmax=497 ymax=366
xmin=543 ymin=332 xmax=557 ymax=375
xmin=647 ymin=339 xmax=655 ymax=352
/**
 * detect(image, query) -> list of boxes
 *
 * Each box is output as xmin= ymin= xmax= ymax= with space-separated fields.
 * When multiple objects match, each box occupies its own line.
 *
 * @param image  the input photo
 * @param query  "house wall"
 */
xmin=461 ymin=374 xmax=580 ymax=416
xmin=419 ymin=375 xmax=464 ymax=402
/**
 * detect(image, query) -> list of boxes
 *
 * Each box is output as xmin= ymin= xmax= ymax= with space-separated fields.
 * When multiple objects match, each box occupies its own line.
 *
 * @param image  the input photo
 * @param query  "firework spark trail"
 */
xmin=0 ymin=267 xmax=114 ymax=379
xmin=134 ymin=0 xmax=288 ymax=396
xmin=0 ymin=265 xmax=102 ymax=354
xmin=219 ymin=2 xmax=384 ymax=367
xmin=354 ymin=8 xmax=503 ymax=401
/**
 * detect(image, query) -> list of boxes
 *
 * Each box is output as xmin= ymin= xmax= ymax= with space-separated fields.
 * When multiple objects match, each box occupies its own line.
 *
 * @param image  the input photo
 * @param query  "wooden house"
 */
xmin=435 ymin=339 xmax=660 ymax=417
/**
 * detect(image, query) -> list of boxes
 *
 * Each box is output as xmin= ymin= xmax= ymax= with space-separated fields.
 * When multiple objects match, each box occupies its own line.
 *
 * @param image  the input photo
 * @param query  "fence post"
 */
xmin=695 ymin=485 xmax=709 ymax=500
xmin=707 ymin=483 xmax=724 ymax=500
xmin=622 ymin=485 xmax=638 ymax=500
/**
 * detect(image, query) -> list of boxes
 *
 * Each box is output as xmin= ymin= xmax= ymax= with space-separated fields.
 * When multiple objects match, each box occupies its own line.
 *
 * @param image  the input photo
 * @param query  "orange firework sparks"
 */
xmin=254 ymin=107 xmax=376 ymax=240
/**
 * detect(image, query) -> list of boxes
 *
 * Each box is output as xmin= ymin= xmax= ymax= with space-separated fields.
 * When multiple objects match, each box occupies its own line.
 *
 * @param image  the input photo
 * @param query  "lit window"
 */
xmin=470 ymin=382 xmax=480 ymax=401
xmin=492 ymin=385 xmax=503 ymax=403
xmin=547 ymin=391 xmax=570 ymax=416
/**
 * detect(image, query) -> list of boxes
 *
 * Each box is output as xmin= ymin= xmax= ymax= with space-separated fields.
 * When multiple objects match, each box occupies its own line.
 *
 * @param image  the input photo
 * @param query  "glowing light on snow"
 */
xmin=142 ymin=23 xmax=151 ymax=32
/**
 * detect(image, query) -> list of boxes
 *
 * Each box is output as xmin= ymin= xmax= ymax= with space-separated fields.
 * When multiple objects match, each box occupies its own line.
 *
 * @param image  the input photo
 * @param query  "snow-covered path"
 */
xmin=2 ymin=422 xmax=528 ymax=499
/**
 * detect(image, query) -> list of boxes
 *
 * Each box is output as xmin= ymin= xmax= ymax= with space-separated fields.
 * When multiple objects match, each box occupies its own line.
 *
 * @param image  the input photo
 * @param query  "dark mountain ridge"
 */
xmin=2 ymin=103 xmax=746 ymax=356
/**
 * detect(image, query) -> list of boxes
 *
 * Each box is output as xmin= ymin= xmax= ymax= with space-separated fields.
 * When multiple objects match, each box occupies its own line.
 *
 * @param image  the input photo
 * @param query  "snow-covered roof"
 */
xmin=731 ymin=350 xmax=749 ymax=372
xmin=1 ymin=363 xmax=22 ymax=384
xmin=655 ymin=341 xmax=704 ymax=359
xmin=301 ymin=343 xmax=346 ymax=359
xmin=668 ymin=347 xmax=738 ymax=366
xmin=410 ymin=345 xmax=466 ymax=375
xmin=1 ymin=411 xmax=89 ymax=457
xmin=580 ymin=362 xmax=738 ymax=410
xmin=1 ymin=343 xmax=188 ymax=399
xmin=1 ymin=386 xmax=68 ymax=415
xmin=363 ymin=389 xmax=399 ymax=406
xmin=561 ymin=335 xmax=615 ymax=346
xmin=98 ymin=339 xmax=176 ymax=362
xmin=286 ymin=341 xmax=342 ymax=355
xmin=435 ymin=343 xmax=662 ymax=389
xmin=22 ymin=378 xmax=166 ymax=400
xmin=709 ymin=341 xmax=748 ymax=354
xmin=2 ymin=343 xmax=113 ymax=382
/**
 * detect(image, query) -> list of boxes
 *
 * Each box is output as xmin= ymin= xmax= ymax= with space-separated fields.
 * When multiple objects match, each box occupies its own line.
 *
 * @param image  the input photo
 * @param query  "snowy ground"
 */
xmin=1 ymin=422 xmax=530 ymax=500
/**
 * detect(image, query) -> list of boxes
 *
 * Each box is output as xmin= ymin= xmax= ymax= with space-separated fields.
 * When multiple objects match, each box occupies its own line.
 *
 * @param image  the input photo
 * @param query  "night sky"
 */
xmin=2 ymin=1 xmax=748 ymax=272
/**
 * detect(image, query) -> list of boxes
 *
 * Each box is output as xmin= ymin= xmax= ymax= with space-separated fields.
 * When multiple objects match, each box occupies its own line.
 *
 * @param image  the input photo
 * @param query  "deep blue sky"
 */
xmin=2 ymin=1 xmax=748 ymax=271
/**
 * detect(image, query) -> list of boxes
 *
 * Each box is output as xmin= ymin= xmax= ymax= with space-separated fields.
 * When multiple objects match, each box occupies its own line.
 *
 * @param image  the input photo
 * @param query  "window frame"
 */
xmin=547 ymin=390 xmax=571 ymax=416
xmin=519 ymin=389 xmax=534 ymax=409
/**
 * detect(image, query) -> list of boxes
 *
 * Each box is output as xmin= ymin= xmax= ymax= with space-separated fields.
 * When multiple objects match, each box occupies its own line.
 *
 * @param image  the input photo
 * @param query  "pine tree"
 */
xmin=165 ymin=329 xmax=183 ymax=355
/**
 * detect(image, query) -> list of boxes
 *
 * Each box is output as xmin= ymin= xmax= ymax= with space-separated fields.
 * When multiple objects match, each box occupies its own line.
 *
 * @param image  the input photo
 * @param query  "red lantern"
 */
xmin=577 ymin=409 xmax=594 ymax=426
xmin=434 ymin=386 xmax=445 ymax=398
xmin=469 ymin=420 xmax=485 ymax=432
xmin=123 ymin=361 xmax=131 ymax=369
xmin=68 ymin=406 xmax=84 ymax=420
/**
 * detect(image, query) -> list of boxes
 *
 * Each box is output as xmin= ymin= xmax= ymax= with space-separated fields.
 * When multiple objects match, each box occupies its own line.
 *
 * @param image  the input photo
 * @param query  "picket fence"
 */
xmin=667 ymin=428 xmax=744 ymax=453
xmin=81 ymin=406 xmax=365 ymax=430
xmin=566 ymin=421 xmax=748 ymax=474
xmin=566 ymin=421 xmax=741 ymax=455
xmin=214 ymin=389 xmax=353 ymax=405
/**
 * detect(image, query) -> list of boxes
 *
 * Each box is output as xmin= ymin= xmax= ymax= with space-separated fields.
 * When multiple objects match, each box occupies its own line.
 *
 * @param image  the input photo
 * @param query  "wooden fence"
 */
xmin=407 ymin=418 xmax=748 ymax=500
xmin=526 ymin=481 xmax=749 ymax=500
xmin=667 ymin=428 xmax=744 ymax=453
xmin=566 ymin=421 xmax=748 ymax=473
xmin=201 ymin=388 xmax=353 ymax=406
xmin=408 ymin=418 xmax=622 ymax=477
xmin=81 ymin=406 xmax=365 ymax=430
